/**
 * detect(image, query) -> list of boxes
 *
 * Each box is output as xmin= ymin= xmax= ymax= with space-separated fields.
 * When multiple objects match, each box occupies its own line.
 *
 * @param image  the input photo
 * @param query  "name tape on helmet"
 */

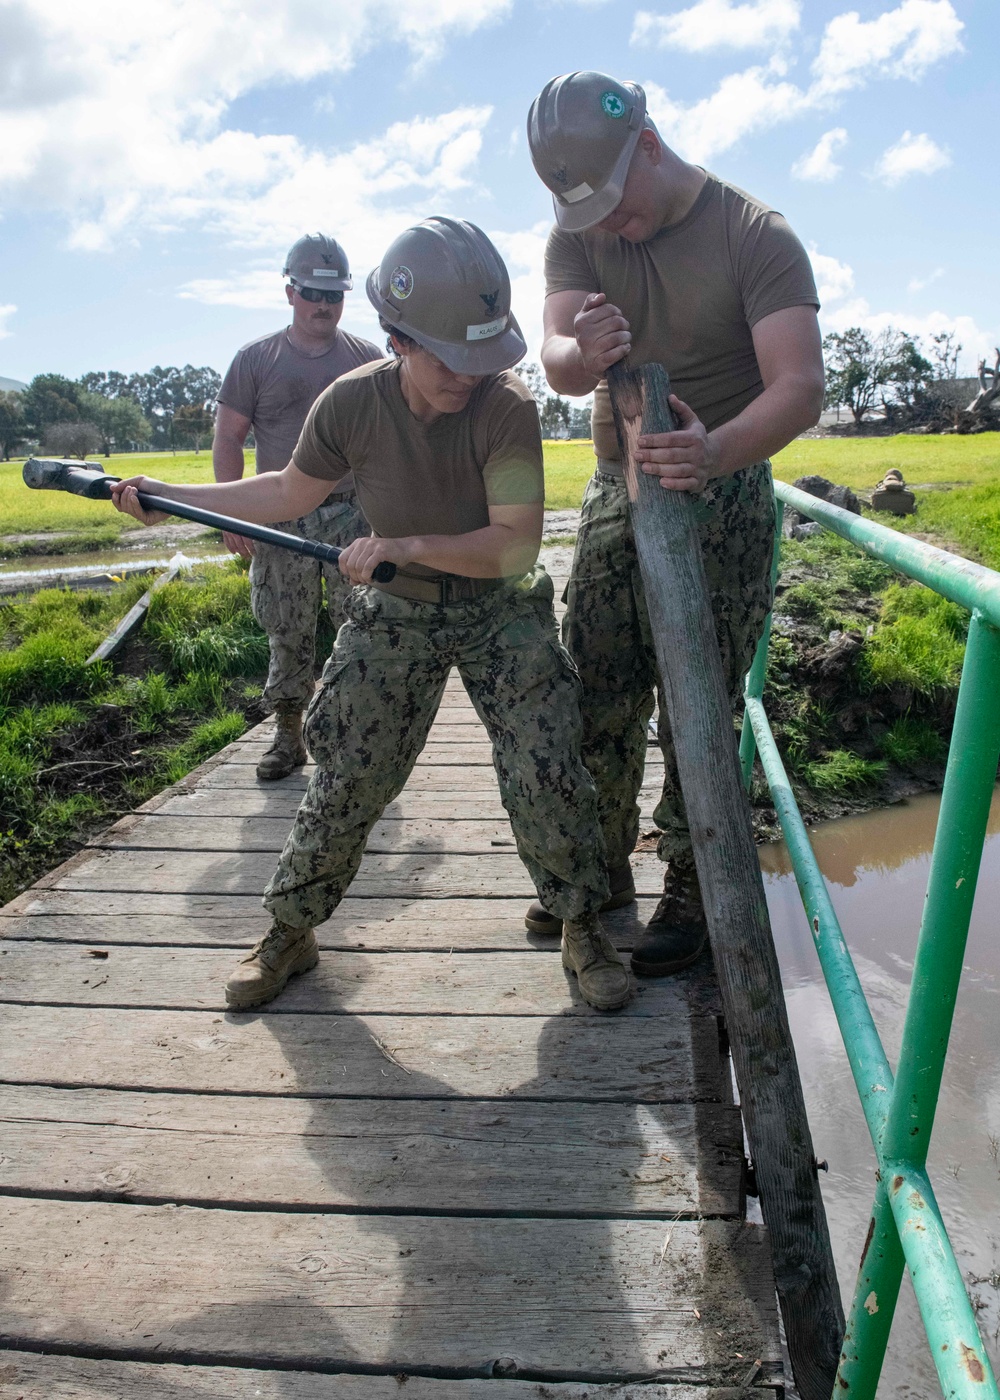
xmin=561 ymin=181 xmax=593 ymax=204
xmin=312 ymin=268 xmax=341 ymax=277
xmin=466 ymin=315 xmax=508 ymax=342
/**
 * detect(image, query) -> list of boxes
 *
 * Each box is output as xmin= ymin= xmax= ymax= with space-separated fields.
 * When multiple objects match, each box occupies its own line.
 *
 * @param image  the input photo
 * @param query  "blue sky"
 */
xmin=0 ymin=0 xmax=995 ymax=385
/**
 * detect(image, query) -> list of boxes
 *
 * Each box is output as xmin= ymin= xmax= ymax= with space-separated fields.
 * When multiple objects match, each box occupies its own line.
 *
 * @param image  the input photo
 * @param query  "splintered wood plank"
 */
xmin=0 ymin=1087 xmax=743 ymax=1217
xmin=0 ymin=1006 xmax=723 ymax=1101
xmin=0 ymin=1352 xmax=762 ymax=1399
xmin=145 ymin=787 xmax=664 ymax=821
xmin=41 ymin=848 xmax=666 ymax=898
xmin=0 ymin=1199 xmax=780 ymax=1381
xmin=0 ymin=945 xmax=716 ymax=1018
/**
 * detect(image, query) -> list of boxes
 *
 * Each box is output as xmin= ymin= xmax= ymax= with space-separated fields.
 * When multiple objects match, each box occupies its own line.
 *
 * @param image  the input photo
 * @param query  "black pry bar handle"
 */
xmin=23 ymin=459 xmax=396 ymax=583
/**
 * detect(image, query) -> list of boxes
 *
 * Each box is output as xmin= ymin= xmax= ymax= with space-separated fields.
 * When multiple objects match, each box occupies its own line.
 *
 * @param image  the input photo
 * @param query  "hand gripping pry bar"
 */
xmin=21 ymin=458 xmax=397 ymax=583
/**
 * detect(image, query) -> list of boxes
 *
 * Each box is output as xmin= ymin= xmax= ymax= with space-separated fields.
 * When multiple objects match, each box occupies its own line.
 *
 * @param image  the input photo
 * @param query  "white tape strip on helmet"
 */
xmin=312 ymin=268 xmax=341 ymax=277
xmin=466 ymin=315 xmax=508 ymax=341
xmin=561 ymin=181 xmax=593 ymax=204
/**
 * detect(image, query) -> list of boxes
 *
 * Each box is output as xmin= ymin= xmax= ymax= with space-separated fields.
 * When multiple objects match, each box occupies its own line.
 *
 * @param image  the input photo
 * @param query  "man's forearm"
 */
xmin=213 ymin=434 xmax=246 ymax=484
xmin=540 ymin=334 xmax=601 ymax=397
xmin=709 ymin=374 xmax=823 ymax=478
xmin=408 ymin=526 xmax=541 ymax=579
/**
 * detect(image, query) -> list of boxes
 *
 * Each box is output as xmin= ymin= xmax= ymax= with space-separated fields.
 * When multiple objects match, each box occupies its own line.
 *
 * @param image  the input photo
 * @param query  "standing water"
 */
xmin=761 ymin=790 xmax=1000 ymax=1395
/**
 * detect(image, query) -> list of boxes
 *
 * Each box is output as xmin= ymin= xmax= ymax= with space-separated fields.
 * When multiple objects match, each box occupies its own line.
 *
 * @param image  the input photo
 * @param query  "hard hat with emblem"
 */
xmin=527 ymin=72 xmax=647 ymax=233
xmin=283 ymin=233 xmax=353 ymax=291
xmin=366 ymin=217 xmax=526 ymax=375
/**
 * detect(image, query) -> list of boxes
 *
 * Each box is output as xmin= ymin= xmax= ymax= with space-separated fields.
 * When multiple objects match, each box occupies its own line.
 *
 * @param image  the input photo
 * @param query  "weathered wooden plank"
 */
xmin=0 ymin=944 xmax=717 ymax=1018
xmin=0 ymin=1200 xmax=780 ymax=1381
xmin=0 ymin=1086 xmax=743 ymax=1216
xmin=608 ymin=359 xmax=842 ymax=1396
xmin=92 ymin=814 xmax=526 ymax=854
xmin=0 ymin=896 xmax=678 ymax=961
xmin=0 ymin=1352 xmax=769 ymax=1400
xmin=0 ymin=1006 xmax=723 ymax=1101
xmin=231 ymin=739 xmax=665 ymax=768
xmin=86 ymin=556 xmax=187 ymax=664
xmin=196 ymin=764 xmax=666 ymax=794
xmin=42 ymin=848 xmax=666 ymax=898
xmin=145 ymin=787 xmax=664 ymax=821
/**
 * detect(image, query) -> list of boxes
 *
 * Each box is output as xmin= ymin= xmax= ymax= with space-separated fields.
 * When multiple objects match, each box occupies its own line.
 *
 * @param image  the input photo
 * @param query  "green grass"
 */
xmin=0 ymin=451 xmax=219 ymax=534
xmin=861 ymin=583 xmax=967 ymax=694
xmin=0 ymin=558 xmax=267 ymax=904
xmin=880 ymin=717 xmax=947 ymax=767
xmin=541 ymin=440 xmax=597 ymax=509
xmin=801 ymin=749 xmax=888 ymax=794
xmin=772 ymin=433 xmax=1000 ymax=491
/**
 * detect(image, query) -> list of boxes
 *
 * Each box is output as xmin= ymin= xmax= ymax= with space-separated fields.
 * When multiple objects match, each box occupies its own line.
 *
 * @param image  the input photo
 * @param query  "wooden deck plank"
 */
xmin=197 ymin=765 xmax=663 ymax=794
xmin=0 ymin=1200 xmax=780 ymax=1381
xmin=0 ymin=945 xmax=717 ymax=1018
xmin=228 ymin=739 xmax=664 ymax=768
xmin=0 ymin=1006 xmax=724 ymax=1101
xmin=144 ymin=788 xmax=663 ymax=820
xmin=0 ymin=1087 xmax=742 ymax=1217
xmin=0 ymin=897 xmax=681 ymax=961
xmin=41 ymin=848 xmax=666 ymax=897
xmin=0 ymin=1353 xmax=771 ymax=1399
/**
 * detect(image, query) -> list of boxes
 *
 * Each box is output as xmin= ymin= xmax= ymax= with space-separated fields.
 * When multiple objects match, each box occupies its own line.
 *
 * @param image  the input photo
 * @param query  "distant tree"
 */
xmin=515 ymin=361 xmax=588 ymax=440
xmin=22 ymin=373 xmax=83 ymax=437
xmin=173 ymin=403 xmax=215 ymax=453
xmin=0 ymin=390 xmax=25 ymax=460
xmin=567 ymin=403 xmax=592 ymax=439
xmin=930 ymin=331 xmax=962 ymax=380
xmin=823 ymin=327 xmax=930 ymax=427
xmin=125 ymin=364 xmax=221 ymax=447
xmin=79 ymin=370 xmax=133 ymax=401
xmin=881 ymin=334 xmax=933 ymax=426
xmin=78 ymin=390 xmax=153 ymax=455
xmin=43 ymin=420 xmax=103 ymax=459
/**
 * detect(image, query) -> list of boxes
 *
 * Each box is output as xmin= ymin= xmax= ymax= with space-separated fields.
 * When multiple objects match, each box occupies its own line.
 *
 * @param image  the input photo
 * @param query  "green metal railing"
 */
xmin=739 ymin=480 xmax=1000 ymax=1399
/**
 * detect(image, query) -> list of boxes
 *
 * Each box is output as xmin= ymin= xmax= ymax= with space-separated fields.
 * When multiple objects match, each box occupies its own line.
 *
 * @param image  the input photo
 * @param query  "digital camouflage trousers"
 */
xmin=263 ymin=568 xmax=610 ymax=930
xmin=249 ymin=493 xmax=369 ymax=712
xmin=562 ymin=463 xmax=776 ymax=870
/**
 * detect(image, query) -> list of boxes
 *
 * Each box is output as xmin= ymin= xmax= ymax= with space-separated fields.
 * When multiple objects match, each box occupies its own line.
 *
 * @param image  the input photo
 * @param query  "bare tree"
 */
xmin=967 ymin=349 xmax=1000 ymax=414
xmin=43 ymin=420 xmax=104 ymax=459
xmin=930 ymin=331 xmax=962 ymax=379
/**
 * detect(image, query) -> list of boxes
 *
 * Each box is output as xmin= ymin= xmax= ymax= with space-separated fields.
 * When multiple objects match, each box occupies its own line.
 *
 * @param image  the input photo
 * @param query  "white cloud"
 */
xmin=632 ymin=0 xmax=800 ymax=52
xmin=811 ymin=0 xmax=963 ymax=99
xmin=809 ymin=249 xmax=855 ymax=306
xmin=643 ymin=1 xmax=961 ymax=164
xmin=0 ymin=0 xmax=507 ymax=252
xmin=491 ymin=221 xmax=550 ymax=367
xmin=812 ymin=247 xmax=992 ymax=372
xmin=645 ymin=64 xmax=809 ymax=164
xmin=908 ymin=266 xmax=945 ymax=293
xmin=792 ymin=128 xmax=848 ymax=182
xmin=874 ymin=130 xmax=950 ymax=186
xmin=178 ymin=272 xmax=288 ymax=310
xmin=0 ymin=305 xmax=16 ymax=340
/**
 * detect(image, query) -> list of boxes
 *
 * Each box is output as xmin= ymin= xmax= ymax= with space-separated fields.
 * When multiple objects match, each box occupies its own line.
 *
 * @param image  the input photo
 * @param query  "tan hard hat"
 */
xmin=527 ymin=72 xmax=647 ymax=232
xmin=366 ymin=217 xmax=526 ymax=375
xmin=283 ymin=233 xmax=352 ymax=291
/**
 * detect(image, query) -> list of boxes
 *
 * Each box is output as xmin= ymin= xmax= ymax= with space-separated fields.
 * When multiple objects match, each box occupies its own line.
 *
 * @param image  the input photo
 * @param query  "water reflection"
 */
xmin=761 ymin=788 xmax=1000 ymax=1395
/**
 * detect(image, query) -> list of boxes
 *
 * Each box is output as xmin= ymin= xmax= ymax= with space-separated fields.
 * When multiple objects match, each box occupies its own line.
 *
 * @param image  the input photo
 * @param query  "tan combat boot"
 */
xmin=525 ymin=862 xmax=635 ymax=936
xmin=225 ymin=921 xmax=319 ymax=1009
xmin=256 ymin=707 xmax=308 ymax=781
xmin=561 ymin=917 xmax=632 ymax=1012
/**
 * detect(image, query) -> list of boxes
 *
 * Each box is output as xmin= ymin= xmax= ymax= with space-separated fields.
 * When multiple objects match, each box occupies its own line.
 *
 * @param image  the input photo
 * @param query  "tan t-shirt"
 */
xmin=292 ymin=359 xmax=544 ymax=578
xmin=544 ymin=173 xmax=820 ymax=461
xmin=217 ymin=326 xmax=382 ymax=481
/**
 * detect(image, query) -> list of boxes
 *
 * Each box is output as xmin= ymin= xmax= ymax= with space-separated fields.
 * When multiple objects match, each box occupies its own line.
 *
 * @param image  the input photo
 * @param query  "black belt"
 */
xmin=371 ymin=572 xmax=511 ymax=605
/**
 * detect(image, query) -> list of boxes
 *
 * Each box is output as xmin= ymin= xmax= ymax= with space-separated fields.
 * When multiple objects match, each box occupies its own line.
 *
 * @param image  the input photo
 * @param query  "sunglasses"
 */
xmin=291 ymin=282 xmax=344 ymax=305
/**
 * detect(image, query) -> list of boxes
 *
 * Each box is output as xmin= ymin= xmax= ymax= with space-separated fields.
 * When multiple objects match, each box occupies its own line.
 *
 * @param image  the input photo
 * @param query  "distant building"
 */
xmin=0 ymin=376 xmax=27 ymax=393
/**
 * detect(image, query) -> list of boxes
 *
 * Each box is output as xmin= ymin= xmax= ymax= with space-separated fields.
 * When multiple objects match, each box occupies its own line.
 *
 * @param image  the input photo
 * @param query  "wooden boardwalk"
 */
xmin=0 ymin=611 xmax=781 ymax=1394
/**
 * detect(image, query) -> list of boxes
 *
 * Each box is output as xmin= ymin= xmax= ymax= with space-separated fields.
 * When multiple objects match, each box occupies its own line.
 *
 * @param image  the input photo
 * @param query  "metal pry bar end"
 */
xmin=22 ymin=458 xmax=117 ymax=499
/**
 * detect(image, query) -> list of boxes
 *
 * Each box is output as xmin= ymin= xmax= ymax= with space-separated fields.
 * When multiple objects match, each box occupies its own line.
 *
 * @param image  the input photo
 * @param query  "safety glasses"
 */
xmin=291 ymin=282 xmax=344 ymax=305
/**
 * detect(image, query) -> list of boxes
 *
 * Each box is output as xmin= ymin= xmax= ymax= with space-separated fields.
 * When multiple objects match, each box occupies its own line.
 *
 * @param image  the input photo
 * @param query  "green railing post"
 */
xmin=834 ymin=1180 xmax=907 ymax=1398
xmin=740 ymin=498 xmax=784 ymax=788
